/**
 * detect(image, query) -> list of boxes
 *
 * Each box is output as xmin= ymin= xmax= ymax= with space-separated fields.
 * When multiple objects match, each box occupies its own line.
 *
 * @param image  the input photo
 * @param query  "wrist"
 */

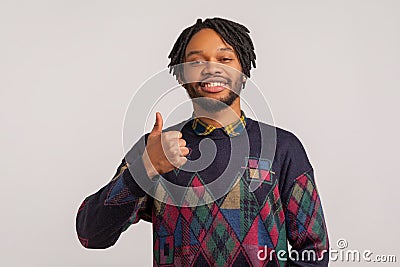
xmin=142 ymin=151 xmax=158 ymax=179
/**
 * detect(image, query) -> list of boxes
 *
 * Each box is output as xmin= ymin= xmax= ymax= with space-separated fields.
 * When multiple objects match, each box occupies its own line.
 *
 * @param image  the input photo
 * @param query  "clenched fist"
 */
xmin=142 ymin=112 xmax=189 ymax=178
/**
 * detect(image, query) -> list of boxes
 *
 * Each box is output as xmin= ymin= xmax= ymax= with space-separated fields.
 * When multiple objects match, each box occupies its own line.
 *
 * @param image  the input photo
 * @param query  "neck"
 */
xmin=193 ymin=98 xmax=241 ymax=128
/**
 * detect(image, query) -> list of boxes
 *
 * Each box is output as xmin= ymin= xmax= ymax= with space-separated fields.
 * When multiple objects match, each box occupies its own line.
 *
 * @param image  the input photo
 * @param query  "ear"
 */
xmin=177 ymin=75 xmax=184 ymax=85
xmin=242 ymin=75 xmax=247 ymax=89
xmin=177 ymin=72 xmax=187 ymax=87
xmin=176 ymin=76 xmax=185 ymax=91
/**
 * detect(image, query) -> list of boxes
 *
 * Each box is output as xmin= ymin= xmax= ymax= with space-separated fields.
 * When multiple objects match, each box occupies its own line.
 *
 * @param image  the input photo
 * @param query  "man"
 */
xmin=76 ymin=17 xmax=329 ymax=266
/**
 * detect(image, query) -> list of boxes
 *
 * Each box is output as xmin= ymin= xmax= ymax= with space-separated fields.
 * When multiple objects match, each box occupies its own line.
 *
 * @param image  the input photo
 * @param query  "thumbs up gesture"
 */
xmin=142 ymin=112 xmax=189 ymax=178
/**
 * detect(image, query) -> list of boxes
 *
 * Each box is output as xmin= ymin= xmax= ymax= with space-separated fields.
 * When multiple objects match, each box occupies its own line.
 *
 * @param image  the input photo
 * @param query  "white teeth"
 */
xmin=204 ymin=82 xmax=226 ymax=87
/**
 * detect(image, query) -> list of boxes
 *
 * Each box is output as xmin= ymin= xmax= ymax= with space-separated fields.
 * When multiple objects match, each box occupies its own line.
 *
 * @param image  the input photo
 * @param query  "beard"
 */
xmin=185 ymin=81 xmax=242 ymax=113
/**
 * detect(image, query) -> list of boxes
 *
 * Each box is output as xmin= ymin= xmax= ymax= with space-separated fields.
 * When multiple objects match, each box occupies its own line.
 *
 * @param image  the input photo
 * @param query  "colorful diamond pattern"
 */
xmin=286 ymin=173 xmax=328 ymax=256
xmin=151 ymin=165 xmax=327 ymax=266
xmin=202 ymin=211 xmax=240 ymax=267
xmin=104 ymin=176 xmax=135 ymax=206
xmin=243 ymin=157 xmax=272 ymax=186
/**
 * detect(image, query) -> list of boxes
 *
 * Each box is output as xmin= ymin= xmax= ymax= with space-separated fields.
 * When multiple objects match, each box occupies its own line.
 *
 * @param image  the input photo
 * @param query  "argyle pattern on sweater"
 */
xmin=76 ymin=116 xmax=329 ymax=266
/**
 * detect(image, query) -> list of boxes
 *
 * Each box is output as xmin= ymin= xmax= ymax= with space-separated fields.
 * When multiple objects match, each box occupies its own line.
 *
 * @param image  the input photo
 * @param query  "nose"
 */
xmin=201 ymin=61 xmax=224 ymax=76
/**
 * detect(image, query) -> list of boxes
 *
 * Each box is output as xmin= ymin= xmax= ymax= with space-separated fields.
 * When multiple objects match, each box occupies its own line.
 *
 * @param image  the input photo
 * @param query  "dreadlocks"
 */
xmin=168 ymin=17 xmax=256 ymax=79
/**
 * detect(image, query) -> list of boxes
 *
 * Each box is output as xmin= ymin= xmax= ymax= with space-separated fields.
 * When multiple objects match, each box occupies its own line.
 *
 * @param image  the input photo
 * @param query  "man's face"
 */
xmin=181 ymin=28 xmax=244 ymax=112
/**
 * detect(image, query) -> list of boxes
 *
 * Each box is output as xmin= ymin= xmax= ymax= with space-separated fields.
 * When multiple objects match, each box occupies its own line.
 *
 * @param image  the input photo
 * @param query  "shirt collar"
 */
xmin=191 ymin=111 xmax=247 ymax=137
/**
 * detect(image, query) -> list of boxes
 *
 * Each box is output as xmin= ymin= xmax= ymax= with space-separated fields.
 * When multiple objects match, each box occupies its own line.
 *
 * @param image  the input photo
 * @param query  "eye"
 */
xmin=221 ymin=58 xmax=232 ymax=62
xmin=189 ymin=60 xmax=205 ymax=66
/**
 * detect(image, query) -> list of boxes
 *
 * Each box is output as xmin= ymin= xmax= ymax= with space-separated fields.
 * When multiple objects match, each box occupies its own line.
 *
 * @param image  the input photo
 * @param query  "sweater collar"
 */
xmin=191 ymin=110 xmax=247 ymax=137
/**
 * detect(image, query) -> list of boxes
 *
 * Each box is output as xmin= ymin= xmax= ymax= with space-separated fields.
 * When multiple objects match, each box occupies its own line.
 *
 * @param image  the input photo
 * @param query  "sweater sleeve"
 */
xmin=279 ymin=133 xmax=329 ymax=266
xmin=76 ymin=135 xmax=153 ymax=249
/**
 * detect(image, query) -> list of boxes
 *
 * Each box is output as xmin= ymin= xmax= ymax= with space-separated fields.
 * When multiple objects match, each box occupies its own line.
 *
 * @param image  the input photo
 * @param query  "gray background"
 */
xmin=1 ymin=0 xmax=399 ymax=266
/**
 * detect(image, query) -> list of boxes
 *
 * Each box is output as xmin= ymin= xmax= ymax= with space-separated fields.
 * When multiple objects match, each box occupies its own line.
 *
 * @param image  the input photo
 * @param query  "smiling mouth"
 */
xmin=198 ymin=81 xmax=230 ymax=93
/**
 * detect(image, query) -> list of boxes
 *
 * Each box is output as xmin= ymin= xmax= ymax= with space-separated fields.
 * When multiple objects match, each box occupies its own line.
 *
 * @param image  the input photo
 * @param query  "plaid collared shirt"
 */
xmin=191 ymin=111 xmax=247 ymax=137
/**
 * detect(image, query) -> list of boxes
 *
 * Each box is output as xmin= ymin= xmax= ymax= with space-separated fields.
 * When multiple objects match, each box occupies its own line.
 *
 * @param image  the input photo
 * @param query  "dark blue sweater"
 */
xmin=76 ymin=117 xmax=329 ymax=266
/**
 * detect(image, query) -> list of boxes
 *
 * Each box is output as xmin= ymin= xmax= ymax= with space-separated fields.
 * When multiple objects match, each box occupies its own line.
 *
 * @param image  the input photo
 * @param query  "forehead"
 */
xmin=185 ymin=28 xmax=235 ymax=57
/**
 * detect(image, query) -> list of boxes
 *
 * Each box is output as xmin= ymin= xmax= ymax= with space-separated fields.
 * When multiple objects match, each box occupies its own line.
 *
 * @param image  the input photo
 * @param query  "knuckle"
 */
xmin=167 ymin=142 xmax=177 ymax=151
xmin=180 ymin=157 xmax=188 ymax=165
xmin=166 ymin=131 xmax=182 ymax=139
xmin=167 ymin=149 xmax=179 ymax=158
xmin=181 ymin=148 xmax=189 ymax=156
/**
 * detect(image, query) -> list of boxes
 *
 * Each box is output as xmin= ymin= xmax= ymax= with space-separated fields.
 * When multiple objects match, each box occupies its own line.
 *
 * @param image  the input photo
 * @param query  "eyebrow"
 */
xmin=185 ymin=47 xmax=235 ymax=58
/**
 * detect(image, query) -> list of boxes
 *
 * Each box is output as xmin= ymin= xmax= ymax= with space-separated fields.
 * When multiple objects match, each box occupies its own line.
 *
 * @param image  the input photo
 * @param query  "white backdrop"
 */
xmin=1 ymin=0 xmax=399 ymax=266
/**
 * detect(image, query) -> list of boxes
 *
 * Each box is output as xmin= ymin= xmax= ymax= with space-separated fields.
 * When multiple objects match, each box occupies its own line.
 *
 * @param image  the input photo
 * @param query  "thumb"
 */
xmin=150 ymin=112 xmax=163 ymax=135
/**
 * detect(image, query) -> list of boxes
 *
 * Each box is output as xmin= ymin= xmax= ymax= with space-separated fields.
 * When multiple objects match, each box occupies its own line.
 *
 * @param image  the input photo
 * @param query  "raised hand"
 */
xmin=142 ymin=112 xmax=189 ymax=178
